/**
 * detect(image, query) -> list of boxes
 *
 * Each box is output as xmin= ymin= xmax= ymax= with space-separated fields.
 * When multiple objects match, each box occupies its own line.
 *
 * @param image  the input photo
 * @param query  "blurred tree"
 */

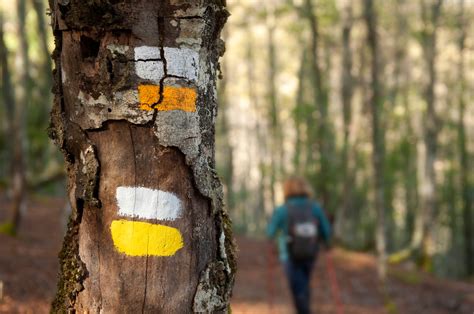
xmin=1 ymin=0 xmax=31 ymax=236
xmin=334 ymin=0 xmax=353 ymax=242
xmin=416 ymin=0 xmax=444 ymax=271
xmin=217 ymin=27 xmax=235 ymax=213
xmin=0 ymin=13 xmax=15 ymax=185
xmin=364 ymin=0 xmax=387 ymax=280
xmin=456 ymin=0 xmax=473 ymax=276
xmin=303 ymin=0 xmax=333 ymax=209
xmin=266 ymin=1 xmax=281 ymax=210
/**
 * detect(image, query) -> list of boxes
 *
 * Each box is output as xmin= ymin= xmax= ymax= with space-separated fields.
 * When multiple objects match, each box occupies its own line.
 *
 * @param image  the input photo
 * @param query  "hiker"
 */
xmin=267 ymin=176 xmax=332 ymax=314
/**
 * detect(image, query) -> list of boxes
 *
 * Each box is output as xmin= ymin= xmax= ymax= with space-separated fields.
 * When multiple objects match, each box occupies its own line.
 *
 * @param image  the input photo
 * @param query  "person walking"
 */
xmin=267 ymin=177 xmax=332 ymax=314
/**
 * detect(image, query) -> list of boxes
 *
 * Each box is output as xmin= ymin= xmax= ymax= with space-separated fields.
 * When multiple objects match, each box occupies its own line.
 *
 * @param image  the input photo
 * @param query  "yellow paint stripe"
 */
xmin=137 ymin=84 xmax=197 ymax=112
xmin=110 ymin=219 xmax=184 ymax=257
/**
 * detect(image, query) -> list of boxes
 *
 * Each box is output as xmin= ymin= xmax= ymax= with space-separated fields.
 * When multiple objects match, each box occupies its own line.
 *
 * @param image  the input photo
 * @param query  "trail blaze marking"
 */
xmin=134 ymin=46 xmax=199 ymax=112
xmin=138 ymin=84 xmax=197 ymax=112
xmin=138 ymin=84 xmax=160 ymax=111
xmin=111 ymin=186 xmax=185 ymax=257
xmin=134 ymin=46 xmax=164 ymax=81
xmin=160 ymin=86 xmax=197 ymax=112
xmin=163 ymin=47 xmax=199 ymax=82
xmin=116 ymin=186 xmax=183 ymax=220
xmin=111 ymin=220 xmax=184 ymax=257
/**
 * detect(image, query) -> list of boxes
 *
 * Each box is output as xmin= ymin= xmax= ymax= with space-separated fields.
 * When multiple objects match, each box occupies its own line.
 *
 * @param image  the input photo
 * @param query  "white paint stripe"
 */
xmin=116 ymin=186 xmax=183 ymax=221
xmin=134 ymin=46 xmax=161 ymax=60
xmin=134 ymin=46 xmax=165 ymax=81
xmin=164 ymin=47 xmax=199 ymax=82
xmin=134 ymin=46 xmax=199 ymax=83
xmin=135 ymin=60 xmax=165 ymax=81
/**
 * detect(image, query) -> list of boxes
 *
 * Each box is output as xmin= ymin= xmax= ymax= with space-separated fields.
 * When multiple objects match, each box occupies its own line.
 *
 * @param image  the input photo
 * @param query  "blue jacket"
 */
xmin=267 ymin=196 xmax=331 ymax=261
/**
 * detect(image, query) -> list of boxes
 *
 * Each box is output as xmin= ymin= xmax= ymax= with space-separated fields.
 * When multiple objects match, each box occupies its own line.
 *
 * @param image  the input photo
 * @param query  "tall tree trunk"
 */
xmin=303 ymin=0 xmax=331 ymax=208
xmin=32 ymin=0 xmax=53 ymax=94
xmin=0 ymin=14 xmax=15 ymax=184
xmin=364 ymin=0 xmax=387 ymax=280
xmin=266 ymin=4 xmax=280 ymax=210
xmin=217 ymin=28 xmax=234 ymax=213
xmin=48 ymin=1 xmax=235 ymax=312
xmin=335 ymin=0 xmax=353 ymax=241
xmin=293 ymin=46 xmax=307 ymax=174
xmin=6 ymin=0 xmax=30 ymax=235
xmin=457 ymin=0 xmax=473 ymax=277
xmin=415 ymin=0 xmax=443 ymax=271
xmin=245 ymin=20 xmax=266 ymax=230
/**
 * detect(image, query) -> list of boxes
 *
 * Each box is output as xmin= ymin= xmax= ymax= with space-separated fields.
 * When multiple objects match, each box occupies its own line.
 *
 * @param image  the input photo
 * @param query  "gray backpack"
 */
xmin=287 ymin=202 xmax=319 ymax=261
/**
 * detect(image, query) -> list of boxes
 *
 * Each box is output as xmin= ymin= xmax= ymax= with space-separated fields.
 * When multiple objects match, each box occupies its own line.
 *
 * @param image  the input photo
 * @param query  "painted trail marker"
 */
xmin=111 ymin=220 xmax=184 ymax=257
xmin=116 ymin=186 xmax=183 ymax=220
xmin=138 ymin=84 xmax=197 ymax=112
xmin=111 ymin=186 xmax=185 ymax=257
xmin=134 ymin=46 xmax=164 ymax=82
xmin=134 ymin=46 xmax=199 ymax=83
xmin=134 ymin=46 xmax=199 ymax=112
xmin=163 ymin=47 xmax=199 ymax=82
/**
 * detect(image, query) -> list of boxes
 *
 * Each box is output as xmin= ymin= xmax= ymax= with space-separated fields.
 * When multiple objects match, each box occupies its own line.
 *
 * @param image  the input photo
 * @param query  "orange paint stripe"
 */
xmin=138 ymin=84 xmax=197 ymax=112
xmin=138 ymin=84 xmax=160 ymax=111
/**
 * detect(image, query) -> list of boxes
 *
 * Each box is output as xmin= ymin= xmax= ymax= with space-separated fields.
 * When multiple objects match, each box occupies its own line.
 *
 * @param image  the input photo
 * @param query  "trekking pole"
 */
xmin=266 ymin=242 xmax=275 ymax=312
xmin=325 ymin=251 xmax=344 ymax=314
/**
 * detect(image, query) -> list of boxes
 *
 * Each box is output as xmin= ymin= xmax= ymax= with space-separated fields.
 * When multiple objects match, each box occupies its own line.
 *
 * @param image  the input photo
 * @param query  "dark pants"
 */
xmin=283 ymin=258 xmax=316 ymax=314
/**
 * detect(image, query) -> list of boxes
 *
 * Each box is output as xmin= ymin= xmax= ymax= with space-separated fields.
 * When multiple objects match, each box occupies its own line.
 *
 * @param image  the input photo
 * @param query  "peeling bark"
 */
xmin=48 ymin=1 xmax=234 ymax=312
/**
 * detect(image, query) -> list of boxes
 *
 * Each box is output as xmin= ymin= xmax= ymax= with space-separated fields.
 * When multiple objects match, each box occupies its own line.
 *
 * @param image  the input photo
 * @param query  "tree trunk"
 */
xmin=217 ymin=27 xmax=234 ymax=213
xmin=0 ymin=14 xmax=14 ymax=134
xmin=335 ymin=0 xmax=353 ymax=242
xmin=48 ymin=1 xmax=235 ymax=312
xmin=364 ymin=0 xmax=387 ymax=280
xmin=457 ymin=0 xmax=473 ymax=277
xmin=416 ymin=0 xmax=443 ymax=271
xmin=245 ymin=20 xmax=266 ymax=230
xmin=0 ymin=14 xmax=15 ymax=185
xmin=303 ymin=0 xmax=332 ymax=208
xmin=32 ymin=0 xmax=53 ymax=95
xmin=5 ymin=0 xmax=30 ymax=235
xmin=266 ymin=4 xmax=280 ymax=210
xmin=293 ymin=46 xmax=307 ymax=174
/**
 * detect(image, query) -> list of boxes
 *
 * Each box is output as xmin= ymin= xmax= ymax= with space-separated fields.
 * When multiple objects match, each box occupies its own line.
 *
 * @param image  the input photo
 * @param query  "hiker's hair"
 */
xmin=283 ymin=176 xmax=312 ymax=200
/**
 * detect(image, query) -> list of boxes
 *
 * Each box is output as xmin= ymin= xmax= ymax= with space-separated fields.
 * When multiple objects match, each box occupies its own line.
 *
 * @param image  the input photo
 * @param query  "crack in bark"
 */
xmin=127 ymin=124 xmax=149 ymax=313
xmin=156 ymin=16 xmax=167 ymax=108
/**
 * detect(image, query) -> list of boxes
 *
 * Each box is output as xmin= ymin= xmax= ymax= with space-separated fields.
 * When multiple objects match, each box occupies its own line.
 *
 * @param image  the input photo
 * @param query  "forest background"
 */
xmin=0 ymin=0 xmax=473 ymax=284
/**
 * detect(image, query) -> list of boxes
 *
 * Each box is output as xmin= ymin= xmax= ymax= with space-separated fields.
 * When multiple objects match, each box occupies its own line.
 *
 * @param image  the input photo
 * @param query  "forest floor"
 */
xmin=0 ymin=195 xmax=473 ymax=314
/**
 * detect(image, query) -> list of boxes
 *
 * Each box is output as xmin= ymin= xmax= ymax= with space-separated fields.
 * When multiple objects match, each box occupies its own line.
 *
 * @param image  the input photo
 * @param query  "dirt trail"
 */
xmin=0 ymin=196 xmax=473 ymax=313
xmin=232 ymin=237 xmax=474 ymax=314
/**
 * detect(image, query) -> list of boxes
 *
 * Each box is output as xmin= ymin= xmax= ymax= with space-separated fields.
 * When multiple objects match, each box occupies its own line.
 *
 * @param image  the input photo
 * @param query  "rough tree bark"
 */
xmin=48 ymin=1 xmax=235 ymax=312
xmin=364 ymin=0 xmax=387 ymax=280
